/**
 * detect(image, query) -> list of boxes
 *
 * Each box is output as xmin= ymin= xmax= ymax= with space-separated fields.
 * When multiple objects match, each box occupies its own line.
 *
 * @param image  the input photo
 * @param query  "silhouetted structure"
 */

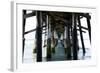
xmin=22 ymin=10 xmax=91 ymax=61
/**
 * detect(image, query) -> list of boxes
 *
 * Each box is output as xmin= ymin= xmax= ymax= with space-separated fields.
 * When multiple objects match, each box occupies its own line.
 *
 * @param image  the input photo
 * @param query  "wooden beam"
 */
xmin=77 ymin=29 xmax=86 ymax=33
xmin=36 ymin=11 xmax=42 ymax=62
xmin=86 ymin=15 xmax=91 ymax=42
xmin=66 ymin=19 xmax=72 ymax=60
xmin=78 ymin=13 xmax=91 ymax=19
xmin=47 ymin=15 xmax=52 ymax=60
xmin=42 ymin=31 xmax=47 ymax=34
xmin=24 ymin=11 xmax=36 ymax=18
xmin=77 ymin=25 xmax=88 ymax=30
xmin=77 ymin=15 xmax=86 ymax=56
xmin=22 ymin=10 xmax=26 ymax=58
xmin=72 ymin=13 xmax=78 ymax=60
xmin=49 ymin=13 xmax=71 ymax=25
xmin=24 ymin=28 xmax=36 ymax=34
xmin=24 ymin=27 xmax=47 ymax=35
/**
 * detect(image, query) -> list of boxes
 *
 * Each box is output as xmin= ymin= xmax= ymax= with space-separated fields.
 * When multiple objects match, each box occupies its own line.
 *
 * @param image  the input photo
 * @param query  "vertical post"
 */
xmin=51 ymin=30 xmax=55 ymax=54
xmin=22 ymin=10 xmax=26 ymax=58
xmin=72 ymin=13 xmax=78 ymax=60
xmin=64 ymin=26 xmax=67 ymax=54
xmin=66 ymin=19 xmax=71 ymax=60
xmin=47 ymin=15 xmax=51 ymax=61
xmin=86 ymin=14 xmax=91 ymax=43
xmin=43 ymin=13 xmax=48 ymax=58
xmin=51 ymin=21 xmax=54 ymax=53
xmin=77 ymin=15 xmax=86 ymax=56
xmin=36 ymin=11 xmax=42 ymax=62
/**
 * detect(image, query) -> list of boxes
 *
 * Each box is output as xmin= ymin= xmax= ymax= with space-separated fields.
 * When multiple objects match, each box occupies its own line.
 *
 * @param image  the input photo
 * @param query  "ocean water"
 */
xmin=23 ymin=39 xmax=91 ymax=63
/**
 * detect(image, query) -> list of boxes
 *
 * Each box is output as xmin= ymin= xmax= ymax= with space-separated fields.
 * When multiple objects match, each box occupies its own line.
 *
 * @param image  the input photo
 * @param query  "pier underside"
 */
xmin=22 ymin=10 xmax=91 ymax=62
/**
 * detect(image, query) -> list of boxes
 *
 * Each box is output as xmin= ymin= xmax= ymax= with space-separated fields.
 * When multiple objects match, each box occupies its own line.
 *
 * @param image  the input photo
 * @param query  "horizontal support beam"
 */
xmin=24 ymin=28 xmax=36 ymax=34
xmin=77 ymin=25 xmax=88 ymax=30
xmin=78 ymin=13 xmax=91 ymax=19
xmin=24 ymin=27 xmax=47 ymax=35
xmin=49 ymin=14 xmax=71 ymax=24
xmin=77 ymin=29 xmax=86 ymax=33
xmin=24 ymin=11 xmax=36 ymax=18
xmin=42 ymin=31 xmax=47 ymax=34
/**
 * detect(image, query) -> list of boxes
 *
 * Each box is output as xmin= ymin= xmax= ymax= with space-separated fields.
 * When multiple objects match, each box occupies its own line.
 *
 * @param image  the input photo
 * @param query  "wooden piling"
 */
xmin=22 ymin=10 xmax=26 ymax=58
xmin=66 ymin=18 xmax=72 ymax=60
xmin=72 ymin=13 xmax=78 ymax=60
xmin=36 ymin=11 xmax=42 ymax=62
xmin=46 ymin=15 xmax=52 ymax=60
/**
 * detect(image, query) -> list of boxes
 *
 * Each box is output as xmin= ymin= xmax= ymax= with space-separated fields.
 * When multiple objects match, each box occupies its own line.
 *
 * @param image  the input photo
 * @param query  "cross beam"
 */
xmin=24 ymin=11 xmax=36 ymax=18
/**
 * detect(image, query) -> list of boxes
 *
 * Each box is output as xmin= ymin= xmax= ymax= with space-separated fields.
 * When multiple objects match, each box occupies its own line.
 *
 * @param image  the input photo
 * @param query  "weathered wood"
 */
xmin=36 ymin=11 xmax=42 ymax=62
xmin=79 ymin=13 xmax=91 ymax=19
xmin=24 ymin=11 xmax=36 ymax=18
xmin=72 ymin=13 xmax=78 ymax=60
xmin=22 ymin=10 xmax=26 ymax=58
xmin=77 ymin=15 xmax=86 ymax=56
xmin=77 ymin=25 xmax=88 ymax=30
xmin=24 ymin=27 xmax=47 ymax=35
xmin=86 ymin=14 xmax=91 ymax=42
xmin=24 ymin=28 xmax=36 ymax=34
xmin=47 ymin=38 xmax=51 ymax=60
xmin=66 ymin=23 xmax=72 ymax=60
xmin=77 ymin=29 xmax=86 ymax=33
xmin=47 ymin=15 xmax=52 ymax=60
xmin=51 ymin=27 xmax=55 ymax=54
